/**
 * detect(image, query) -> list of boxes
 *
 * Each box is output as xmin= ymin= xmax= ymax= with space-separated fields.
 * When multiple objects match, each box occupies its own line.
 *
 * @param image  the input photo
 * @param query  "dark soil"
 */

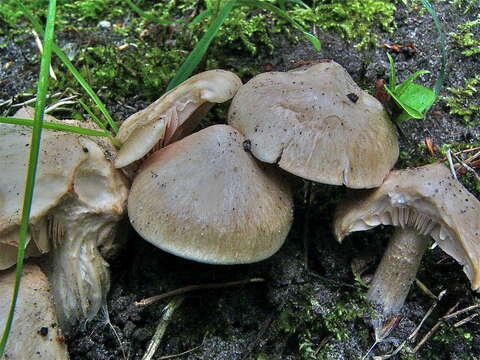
xmin=1 ymin=1 xmax=479 ymax=359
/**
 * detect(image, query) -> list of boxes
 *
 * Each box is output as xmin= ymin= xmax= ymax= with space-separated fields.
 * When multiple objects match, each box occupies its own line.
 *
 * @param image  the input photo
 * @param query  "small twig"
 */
xmin=135 ymin=278 xmax=265 ymax=307
xmin=241 ymin=313 xmax=276 ymax=360
xmin=412 ymin=301 xmax=459 ymax=353
xmin=45 ymin=95 xmax=78 ymax=113
xmin=32 ymin=29 xmax=57 ymax=80
xmin=438 ymin=147 xmax=480 ymax=161
xmin=415 ymin=279 xmax=437 ymax=300
xmin=142 ymin=296 xmax=185 ymax=360
xmin=158 ymin=334 xmax=206 ymax=359
xmin=453 ymin=313 xmax=479 ymax=328
xmin=409 ymin=290 xmax=446 ymax=342
xmin=464 ymin=151 xmax=480 ymax=165
xmin=446 ymin=150 xmax=457 ymax=180
xmin=441 ymin=303 xmax=480 ymax=321
xmin=373 ymin=290 xmax=447 ymax=359
xmin=452 ymin=152 xmax=480 ymax=181
xmin=11 ymin=92 xmax=62 ymax=108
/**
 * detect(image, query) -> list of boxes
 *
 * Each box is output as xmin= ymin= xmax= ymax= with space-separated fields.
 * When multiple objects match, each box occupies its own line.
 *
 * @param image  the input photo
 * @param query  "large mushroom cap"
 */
xmin=334 ymin=162 xmax=480 ymax=290
xmin=128 ymin=125 xmax=293 ymax=264
xmin=0 ymin=264 xmax=69 ymax=359
xmin=0 ymin=110 xmax=88 ymax=265
xmin=0 ymin=107 xmax=128 ymax=328
xmin=114 ymin=69 xmax=242 ymax=168
xmin=228 ymin=61 xmax=399 ymax=188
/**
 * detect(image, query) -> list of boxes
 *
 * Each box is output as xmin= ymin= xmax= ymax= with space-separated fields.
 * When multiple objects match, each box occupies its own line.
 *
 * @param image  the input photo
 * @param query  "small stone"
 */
xmin=98 ymin=20 xmax=111 ymax=28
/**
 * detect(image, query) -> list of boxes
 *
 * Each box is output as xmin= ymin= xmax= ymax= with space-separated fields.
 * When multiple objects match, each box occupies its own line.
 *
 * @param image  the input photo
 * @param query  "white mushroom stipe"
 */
xmin=367 ymin=227 xmax=430 ymax=340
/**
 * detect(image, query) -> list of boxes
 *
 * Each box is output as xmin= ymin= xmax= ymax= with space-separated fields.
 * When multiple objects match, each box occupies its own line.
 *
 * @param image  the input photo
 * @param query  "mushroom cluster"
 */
xmin=117 ymin=61 xmax=479 ymax=343
xmin=115 ymin=62 xmax=400 ymax=267
xmin=0 ymin=107 xmax=128 ymax=356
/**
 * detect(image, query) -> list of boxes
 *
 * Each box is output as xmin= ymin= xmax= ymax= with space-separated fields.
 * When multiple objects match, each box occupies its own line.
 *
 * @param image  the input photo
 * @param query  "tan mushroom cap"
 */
xmin=0 ymin=110 xmax=88 ymax=265
xmin=128 ymin=125 xmax=293 ymax=264
xmin=228 ymin=61 xmax=399 ymax=188
xmin=334 ymin=162 xmax=480 ymax=290
xmin=0 ymin=108 xmax=128 ymax=328
xmin=0 ymin=264 xmax=69 ymax=359
xmin=114 ymin=69 xmax=242 ymax=168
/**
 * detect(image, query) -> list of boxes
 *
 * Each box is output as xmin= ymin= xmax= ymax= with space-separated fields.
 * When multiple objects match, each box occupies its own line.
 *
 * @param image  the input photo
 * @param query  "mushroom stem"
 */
xmin=367 ymin=226 xmax=429 ymax=339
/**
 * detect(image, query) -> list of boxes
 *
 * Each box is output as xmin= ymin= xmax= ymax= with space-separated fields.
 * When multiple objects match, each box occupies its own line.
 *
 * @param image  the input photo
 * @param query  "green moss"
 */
xmin=443 ymin=76 xmax=480 ymax=126
xmin=278 ymin=287 xmax=372 ymax=359
xmin=290 ymin=0 xmax=397 ymax=48
xmin=451 ymin=14 xmax=480 ymax=57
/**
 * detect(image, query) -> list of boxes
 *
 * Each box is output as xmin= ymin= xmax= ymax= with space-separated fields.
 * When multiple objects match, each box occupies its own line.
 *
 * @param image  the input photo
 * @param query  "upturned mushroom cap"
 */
xmin=0 ymin=111 xmax=88 ymax=265
xmin=128 ymin=125 xmax=293 ymax=264
xmin=334 ymin=162 xmax=480 ymax=290
xmin=0 ymin=108 xmax=128 ymax=328
xmin=0 ymin=264 xmax=69 ymax=359
xmin=228 ymin=61 xmax=399 ymax=188
xmin=114 ymin=70 xmax=242 ymax=168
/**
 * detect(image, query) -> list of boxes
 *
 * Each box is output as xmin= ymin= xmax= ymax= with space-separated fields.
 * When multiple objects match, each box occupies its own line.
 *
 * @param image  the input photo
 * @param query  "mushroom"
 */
xmin=0 ymin=264 xmax=69 ymax=359
xmin=228 ymin=61 xmax=399 ymax=188
xmin=0 ymin=107 xmax=128 ymax=329
xmin=334 ymin=163 xmax=480 ymax=338
xmin=114 ymin=69 xmax=242 ymax=169
xmin=128 ymin=125 xmax=293 ymax=264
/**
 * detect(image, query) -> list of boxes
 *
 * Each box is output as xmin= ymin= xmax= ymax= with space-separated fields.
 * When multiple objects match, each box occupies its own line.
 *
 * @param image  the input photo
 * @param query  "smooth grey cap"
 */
xmin=0 ymin=264 xmax=70 ymax=359
xmin=228 ymin=61 xmax=399 ymax=188
xmin=128 ymin=125 xmax=294 ymax=264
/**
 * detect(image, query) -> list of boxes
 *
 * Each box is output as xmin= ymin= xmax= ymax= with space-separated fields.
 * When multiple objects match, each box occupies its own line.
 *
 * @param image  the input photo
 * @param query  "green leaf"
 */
xmin=0 ymin=0 xmax=56 ymax=356
xmin=384 ymin=82 xmax=436 ymax=123
xmin=395 ymin=70 xmax=430 ymax=96
xmin=398 ymin=83 xmax=436 ymax=114
xmin=166 ymin=0 xmax=237 ymax=91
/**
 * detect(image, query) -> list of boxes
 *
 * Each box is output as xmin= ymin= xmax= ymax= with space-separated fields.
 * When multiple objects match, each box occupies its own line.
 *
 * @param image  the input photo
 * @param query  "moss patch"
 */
xmin=443 ymin=76 xmax=480 ymax=126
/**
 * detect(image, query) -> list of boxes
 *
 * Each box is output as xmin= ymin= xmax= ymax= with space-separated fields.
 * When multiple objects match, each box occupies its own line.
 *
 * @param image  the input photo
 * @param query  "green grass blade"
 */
xmin=0 ymin=0 xmax=57 ymax=356
xmin=79 ymin=100 xmax=121 ymax=147
xmin=237 ymin=0 xmax=321 ymax=51
xmin=16 ymin=1 xmax=119 ymax=135
xmin=52 ymin=46 xmax=119 ymax=134
xmin=420 ymin=0 xmax=446 ymax=95
xmin=166 ymin=0 xmax=237 ymax=91
xmin=284 ymin=0 xmax=310 ymax=9
xmin=125 ymin=0 xmax=179 ymax=25
xmin=190 ymin=8 xmax=213 ymax=26
xmin=0 ymin=116 xmax=110 ymax=137
xmin=386 ymin=52 xmax=396 ymax=88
